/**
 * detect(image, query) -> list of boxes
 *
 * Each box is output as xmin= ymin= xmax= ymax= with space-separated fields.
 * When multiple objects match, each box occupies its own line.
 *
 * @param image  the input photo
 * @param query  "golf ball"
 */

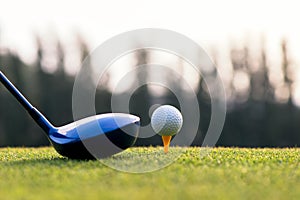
xmin=151 ymin=105 xmax=183 ymax=136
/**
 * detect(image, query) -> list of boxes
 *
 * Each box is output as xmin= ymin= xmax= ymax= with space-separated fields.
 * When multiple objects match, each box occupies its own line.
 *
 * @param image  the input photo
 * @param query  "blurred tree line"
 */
xmin=0 ymin=34 xmax=300 ymax=147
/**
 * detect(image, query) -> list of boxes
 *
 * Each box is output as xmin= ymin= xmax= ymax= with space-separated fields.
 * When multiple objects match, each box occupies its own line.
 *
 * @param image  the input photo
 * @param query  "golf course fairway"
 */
xmin=0 ymin=147 xmax=299 ymax=200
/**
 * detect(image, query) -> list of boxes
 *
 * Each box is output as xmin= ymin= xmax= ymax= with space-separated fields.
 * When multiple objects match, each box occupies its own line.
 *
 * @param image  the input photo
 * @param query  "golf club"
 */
xmin=0 ymin=70 xmax=140 ymax=159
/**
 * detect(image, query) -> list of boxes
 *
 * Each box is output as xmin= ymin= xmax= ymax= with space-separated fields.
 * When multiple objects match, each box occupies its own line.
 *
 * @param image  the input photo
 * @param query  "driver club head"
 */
xmin=50 ymin=113 xmax=140 ymax=159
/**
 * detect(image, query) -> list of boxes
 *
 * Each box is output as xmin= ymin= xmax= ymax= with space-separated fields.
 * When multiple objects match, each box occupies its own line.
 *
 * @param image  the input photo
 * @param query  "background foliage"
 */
xmin=0 ymin=35 xmax=299 ymax=147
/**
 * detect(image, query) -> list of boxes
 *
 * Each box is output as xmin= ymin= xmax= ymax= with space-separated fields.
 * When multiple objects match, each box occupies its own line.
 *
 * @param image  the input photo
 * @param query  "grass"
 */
xmin=0 ymin=147 xmax=300 ymax=200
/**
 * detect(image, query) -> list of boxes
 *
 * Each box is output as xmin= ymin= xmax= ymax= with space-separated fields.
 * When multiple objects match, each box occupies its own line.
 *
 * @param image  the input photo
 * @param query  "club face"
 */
xmin=48 ymin=113 xmax=140 ymax=159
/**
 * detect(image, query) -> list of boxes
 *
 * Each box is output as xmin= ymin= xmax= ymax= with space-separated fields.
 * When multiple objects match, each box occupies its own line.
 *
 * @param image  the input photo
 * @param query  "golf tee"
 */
xmin=162 ymin=135 xmax=172 ymax=153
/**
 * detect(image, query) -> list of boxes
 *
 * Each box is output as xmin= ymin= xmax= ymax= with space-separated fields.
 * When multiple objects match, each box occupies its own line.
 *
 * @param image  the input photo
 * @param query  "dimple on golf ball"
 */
xmin=151 ymin=105 xmax=183 ymax=136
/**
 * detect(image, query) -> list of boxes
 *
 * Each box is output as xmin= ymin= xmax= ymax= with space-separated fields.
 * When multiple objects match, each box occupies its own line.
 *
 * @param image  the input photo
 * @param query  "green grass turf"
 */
xmin=0 ymin=147 xmax=300 ymax=200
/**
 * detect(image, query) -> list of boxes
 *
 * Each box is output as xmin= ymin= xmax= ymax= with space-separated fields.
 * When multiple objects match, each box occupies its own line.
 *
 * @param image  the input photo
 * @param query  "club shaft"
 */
xmin=0 ymin=70 xmax=54 ymax=132
xmin=0 ymin=71 xmax=34 ymax=112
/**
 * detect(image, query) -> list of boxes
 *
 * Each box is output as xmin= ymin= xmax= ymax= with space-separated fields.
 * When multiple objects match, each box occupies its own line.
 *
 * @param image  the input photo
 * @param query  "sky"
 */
xmin=0 ymin=0 xmax=299 ymax=59
xmin=0 ymin=0 xmax=300 ymax=102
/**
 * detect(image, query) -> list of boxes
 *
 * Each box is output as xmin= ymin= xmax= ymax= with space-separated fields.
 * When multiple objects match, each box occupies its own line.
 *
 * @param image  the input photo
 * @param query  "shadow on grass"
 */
xmin=2 ymin=148 xmax=187 ymax=173
xmin=2 ymin=157 xmax=103 ymax=168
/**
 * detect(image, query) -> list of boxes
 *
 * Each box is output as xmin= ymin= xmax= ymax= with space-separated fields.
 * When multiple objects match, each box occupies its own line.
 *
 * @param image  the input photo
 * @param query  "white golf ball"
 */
xmin=151 ymin=105 xmax=183 ymax=136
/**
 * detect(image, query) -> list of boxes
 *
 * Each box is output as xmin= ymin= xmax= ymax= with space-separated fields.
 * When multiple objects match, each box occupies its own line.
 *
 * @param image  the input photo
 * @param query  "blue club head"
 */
xmin=49 ymin=113 xmax=140 ymax=159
